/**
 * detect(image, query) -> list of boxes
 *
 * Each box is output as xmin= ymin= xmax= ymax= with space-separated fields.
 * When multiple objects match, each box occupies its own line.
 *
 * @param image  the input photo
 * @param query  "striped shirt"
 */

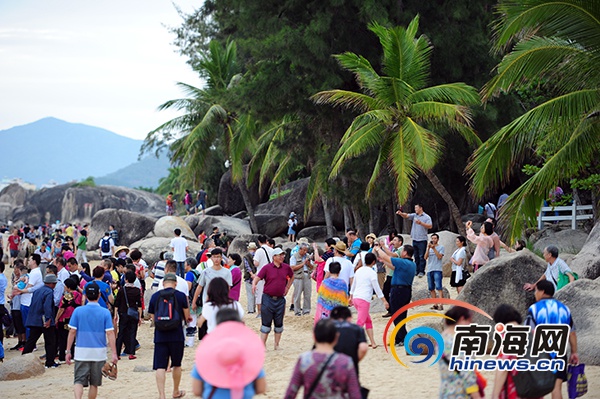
xmin=69 ymin=302 xmax=114 ymax=361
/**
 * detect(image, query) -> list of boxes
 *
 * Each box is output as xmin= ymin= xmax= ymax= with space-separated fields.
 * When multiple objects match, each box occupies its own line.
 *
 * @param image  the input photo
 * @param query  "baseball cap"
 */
xmin=163 ymin=273 xmax=178 ymax=282
xmin=247 ymin=242 xmax=257 ymax=250
xmin=44 ymin=274 xmax=57 ymax=284
xmin=272 ymin=248 xmax=285 ymax=256
xmin=85 ymin=281 xmax=99 ymax=297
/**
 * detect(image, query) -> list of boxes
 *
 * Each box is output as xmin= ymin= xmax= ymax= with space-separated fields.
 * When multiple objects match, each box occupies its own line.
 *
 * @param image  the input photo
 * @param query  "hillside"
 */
xmin=0 ymin=117 xmax=143 ymax=186
xmin=95 ymin=151 xmax=170 ymax=188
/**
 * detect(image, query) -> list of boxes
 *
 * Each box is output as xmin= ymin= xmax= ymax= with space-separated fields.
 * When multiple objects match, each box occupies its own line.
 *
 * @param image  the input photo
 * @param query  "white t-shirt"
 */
xmin=451 ymin=247 xmax=466 ymax=272
xmin=20 ymin=267 xmax=43 ymax=306
xmin=544 ymin=258 xmax=572 ymax=289
xmin=253 ymin=245 xmax=274 ymax=272
xmin=198 ymin=267 xmax=233 ymax=305
xmin=352 ymin=251 xmax=370 ymax=270
xmin=351 ymin=266 xmax=384 ymax=301
xmin=158 ymin=276 xmax=189 ymax=296
xmin=202 ymin=301 xmax=244 ymax=333
xmin=170 ymin=236 xmax=188 ymax=262
xmin=99 ymin=237 xmax=115 ymax=256
xmin=324 ymin=256 xmax=355 ymax=286
xmin=57 ymin=267 xmax=71 ymax=283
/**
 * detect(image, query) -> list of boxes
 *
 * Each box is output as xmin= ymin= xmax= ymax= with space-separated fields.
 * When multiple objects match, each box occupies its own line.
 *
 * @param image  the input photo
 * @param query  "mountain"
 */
xmin=0 ymin=117 xmax=149 ymax=186
xmin=95 ymin=151 xmax=170 ymax=188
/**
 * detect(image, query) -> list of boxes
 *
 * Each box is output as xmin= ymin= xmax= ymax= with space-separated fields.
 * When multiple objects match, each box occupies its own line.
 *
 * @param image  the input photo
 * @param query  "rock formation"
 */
xmin=88 ymin=209 xmax=157 ymax=249
xmin=569 ymin=219 xmax=600 ymax=280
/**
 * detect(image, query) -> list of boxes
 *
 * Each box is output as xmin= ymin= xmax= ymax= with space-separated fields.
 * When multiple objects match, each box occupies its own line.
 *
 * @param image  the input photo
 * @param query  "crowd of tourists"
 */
xmin=0 ymin=205 xmax=581 ymax=398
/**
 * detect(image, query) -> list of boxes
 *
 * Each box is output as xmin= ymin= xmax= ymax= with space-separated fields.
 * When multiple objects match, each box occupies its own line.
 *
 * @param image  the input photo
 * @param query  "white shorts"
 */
xmin=255 ymin=280 xmax=265 ymax=304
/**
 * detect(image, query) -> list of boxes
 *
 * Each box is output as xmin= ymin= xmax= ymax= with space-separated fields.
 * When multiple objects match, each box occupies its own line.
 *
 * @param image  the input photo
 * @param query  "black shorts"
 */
xmin=153 ymin=341 xmax=184 ymax=370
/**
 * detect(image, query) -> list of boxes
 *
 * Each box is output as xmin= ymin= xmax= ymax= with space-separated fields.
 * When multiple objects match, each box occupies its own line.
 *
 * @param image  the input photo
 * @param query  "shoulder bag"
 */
xmin=123 ymin=286 xmax=139 ymax=321
xmin=304 ymin=353 xmax=334 ymax=399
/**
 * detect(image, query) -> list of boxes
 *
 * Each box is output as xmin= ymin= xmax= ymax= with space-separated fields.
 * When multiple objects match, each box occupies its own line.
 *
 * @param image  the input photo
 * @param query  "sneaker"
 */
xmin=128 ymin=355 xmax=137 ymax=360
xmin=57 ymin=359 xmax=66 ymax=364
xmin=255 ymin=313 xmax=260 ymax=318
xmin=135 ymin=343 xmax=141 ymax=350
xmin=418 ymin=273 xmax=425 ymax=278
xmin=395 ymin=342 xmax=405 ymax=347
xmin=382 ymin=312 xmax=392 ymax=318
xmin=294 ymin=313 xmax=302 ymax=317
xmin=10 ymin=343 xmax=23 ymax=351
xmin=45 ymin=363 xmax=61 ymax=369
xmin=120 ymin=352 xmax=128 ymax=357
xmin=39 ymin=354 xmax=47 ymax=360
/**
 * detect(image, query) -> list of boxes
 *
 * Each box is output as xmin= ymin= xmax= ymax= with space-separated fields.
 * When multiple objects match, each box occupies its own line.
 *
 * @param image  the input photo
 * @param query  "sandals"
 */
xmin=101 ymin=362 xmax=118 ymax=380
xmin=430 ymin=305 xmax=439 ymax=310
xmin=173 ymin=390 xmax=186 ymax=398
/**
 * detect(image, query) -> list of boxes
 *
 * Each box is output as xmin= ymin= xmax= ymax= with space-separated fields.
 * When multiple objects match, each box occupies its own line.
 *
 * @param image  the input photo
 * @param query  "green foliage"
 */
xmin=571 ymin=174 xmax=600 ymax=191
xmin=134 ymin=186 xmax=157 ymax=193
xmin=269 ymin=188 xmax=292 ymax=201
xmin=74 ymin=176 xmax=96 ymax=187
xmin=469 ymin=0 xmax=600 ymax=241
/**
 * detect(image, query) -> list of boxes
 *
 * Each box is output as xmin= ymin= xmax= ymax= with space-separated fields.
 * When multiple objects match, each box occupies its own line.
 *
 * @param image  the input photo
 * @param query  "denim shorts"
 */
xmin=427 ymin=270 xmax=443 ymax=291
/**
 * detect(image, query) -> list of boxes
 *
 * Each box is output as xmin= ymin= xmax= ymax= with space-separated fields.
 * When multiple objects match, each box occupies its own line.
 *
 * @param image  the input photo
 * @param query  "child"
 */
xmin=55 ymin=277 xmax=82 ymax=362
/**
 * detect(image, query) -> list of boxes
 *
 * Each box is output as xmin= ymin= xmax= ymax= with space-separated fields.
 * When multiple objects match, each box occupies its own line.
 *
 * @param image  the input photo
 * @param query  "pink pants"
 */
xmin=353 ymin=298 xmax=373 ymax=329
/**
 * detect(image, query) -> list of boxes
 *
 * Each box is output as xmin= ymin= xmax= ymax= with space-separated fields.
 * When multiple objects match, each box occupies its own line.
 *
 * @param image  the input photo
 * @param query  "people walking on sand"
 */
xmin=290 ymin=242 xmax=313 ymax=316
xmin=66 ymin=282 xmax=118 ymax=399
xmin=465 ymin=220 xmax=493 ymax=272
xmin=75 ymin=229 xmax=88 ymax=264
xmin=148 ymin=273 xmax=191 ymax=399
xmin=55 ymin=276 xmax=82 ymax=363
xmin=424 ymin=233 xmax=445 ymax=310
xmin=350 ymin=252 xmax=388 ymax=348
xmin=253 ymin=235 xmax=274 ymax=316
xmin=396 ymin=204 xmax=432 ymax=278
xmin=324 ymin=242 xmax=354 ymax=288
xmin=314 ymin=261 xmax=349 ymax=324
xmin=252 ymin=247 xmax=294 ymax=350
xmin=284 ymin=318 xmax=361 ymax=399
xmin=243 ymin=242 xmax=258 ymax=314
xmin=114 ymin=270 xmax=141 ymax=360
xmin=330 ymin=306 xmax=369 ymax=376
xmin=199 ymin=277 xmax=244 ymax=334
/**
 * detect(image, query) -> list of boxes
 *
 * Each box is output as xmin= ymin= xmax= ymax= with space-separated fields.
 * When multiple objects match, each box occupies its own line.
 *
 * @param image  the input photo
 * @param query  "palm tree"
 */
xmin=468 ymin=0 xmax=600 ymax=240
xmin=312 ymin=16 xmax=481 ymax=234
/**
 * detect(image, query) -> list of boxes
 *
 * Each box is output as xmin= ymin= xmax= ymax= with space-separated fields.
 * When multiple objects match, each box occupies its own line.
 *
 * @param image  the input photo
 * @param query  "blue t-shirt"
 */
xmin=68 ymin=302 xmax=114 ymax=361
xmin=148 ymin=288 xmax=188 ymax=343
xmin=84 ymin=280 xmax=112 ymax=309
xmin=191 ymin=364 xmax=265 ymax=399
xmin=526 ymin=298 xmax=574 ymax=329
xmin=0 ymin=274 xmax=7 ymax=305
xmin=391 ymin=258 xmax=416 ymax=286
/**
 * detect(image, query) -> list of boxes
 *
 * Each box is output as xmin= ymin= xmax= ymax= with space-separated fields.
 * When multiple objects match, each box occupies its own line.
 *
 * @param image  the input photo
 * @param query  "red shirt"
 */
xmin=8 ymin=235 xmax=20 ymax=250
xmin=257 ymin=262 xmax=293 ymax=297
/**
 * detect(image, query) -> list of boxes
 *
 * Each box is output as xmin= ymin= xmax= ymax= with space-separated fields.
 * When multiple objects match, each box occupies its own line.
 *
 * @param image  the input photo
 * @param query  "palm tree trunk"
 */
xmin=341 ymin=178 xmax=353 ymax=231
xmin=321 ymin=195 xmax=336 ymax=237
xmin=421 ymin=169 xmax=466 ymax=236
xmin=351 ymin=205 xmax=366 ymax=238
xmin=369 ymin=203 xmax=377 ymax=235
xmin=237 ymin=180 xmax=259 ymax=233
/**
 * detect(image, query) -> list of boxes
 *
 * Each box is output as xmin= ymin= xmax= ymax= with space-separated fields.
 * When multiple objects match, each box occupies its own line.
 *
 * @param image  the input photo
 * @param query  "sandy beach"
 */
xmin=2 ymin=265 xmax=599 ymax=399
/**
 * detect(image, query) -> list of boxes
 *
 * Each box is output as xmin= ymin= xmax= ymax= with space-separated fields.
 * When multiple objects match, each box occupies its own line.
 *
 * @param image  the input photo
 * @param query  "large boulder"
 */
xmin=532 ymin=228 xmax=589 ymax=254
xmin=184 ymin=215 xmax=201 ymax=233
xmin=88 ymin=209 xmax=157 ymax=249
xmin=0 ymin=183 xmax=30 ymax=207
xmin=251 ymin=214 xmax=289 ymax=237
xmin=435 ymin=230 xmax=459 ymax=273
xmin=0 ymin=202 xmax=14 ymax=224
xmin=61 ymin=186 xmax=165 ymax=223
xmin=205 ymin=205 xmax=224 ymax=216
xmin=0 ymin=353 xmax=45 ymax=381
xmin=12 ymin=183 xmax=72 ymax=224
xmin=227 ymin=234 xmax=262 ymax=256
xmin=412 ymin=286 xmax=451 ymax=302
xmin=297 ymin=226 xmax=331 ymax=241
xmin=154 ymin=216 xmax=197 ymax=242
xmin=569 ymin=220 xmax=600 ymax=280
xmin=217 ymin=168 xmax=264 ymax=214
xmin=194 ymin=216 xmax=252 ymax=238
xmin=10 ymin=204 xmax=42 ymax=225
xmin=555 ymin=279 xmax=600 ymax=365
xmin=128 ymin=236 xmax=203 ymax=265
xmin=254 ymin=178 xmax=344 ymax=228
xmin=456 ymin=250 xmax=546 ymax=326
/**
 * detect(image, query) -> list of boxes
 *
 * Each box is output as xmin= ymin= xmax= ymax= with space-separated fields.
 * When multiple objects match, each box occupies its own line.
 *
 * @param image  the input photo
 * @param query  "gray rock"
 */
xmin=0 ymin=353 xmax=45 ymax=381
xmin=217 ymin=168 xmax=264 ymax=214
xmin=569 ymin=220 xmax=600 ymax=280
xmin=195 ymin=216 xmax=252 ymax=238
xmin=297 ymin=226 xmax=330 ymax=241
xmin=555 ymin=278 xmax=600 ymax=365
xmin=12 ymin=183 xmax=72 ymax=224
xmin=185 ymin=215 xmax=200 ymax=232
xmin=532 ymin=228 xmax=589 ymax=254
xmin=88 ymin=209 xmax=157 ymax=249
xmin=154 ymin=216 xmax=198 ymax=242
xmin=250 ymin=214 xmax=288 ymax=237
xmin=0 ymin=202 xmax=13 ymax=224
xmin=232 ymin=211 xmax=247 ymax=219
xmin=255 ymin=178 xmax=344 ymax=228
xmin=205 ymin=205 xmax=224 ymax=216
xmin=227 ymin=234 xmax=262 ymax=257
xmin=0 ymin=183 xmax=30 ymax=207
xmin=456 ymin=250 xmax=546 ymax=326
xmin=10 ymin=204 xmax=42 ymax=226
xmin=128 ymin=236 xmax=204 ymax=265
xmin=412 ymin=286 xmax=451 ymax=303
xmin=461 ymin=213 xmax=487 ymax=223
xmin=61 ymin=186 xmax=165 ymax=223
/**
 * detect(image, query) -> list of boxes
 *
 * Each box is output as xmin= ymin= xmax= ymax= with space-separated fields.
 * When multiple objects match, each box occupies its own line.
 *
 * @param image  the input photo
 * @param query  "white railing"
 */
xmin=537 ymin=203 xmax=594 ymax=230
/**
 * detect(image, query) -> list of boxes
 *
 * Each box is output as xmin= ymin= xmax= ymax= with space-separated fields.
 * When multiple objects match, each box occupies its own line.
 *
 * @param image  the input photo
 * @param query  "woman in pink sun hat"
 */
xmin=193 ymin=319 xmax=266 ymax=399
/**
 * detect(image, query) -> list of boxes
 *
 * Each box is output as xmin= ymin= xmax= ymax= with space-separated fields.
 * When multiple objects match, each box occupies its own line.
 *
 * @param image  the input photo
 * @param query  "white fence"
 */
xmin=537 ymin=203 xmax=594 ymax=230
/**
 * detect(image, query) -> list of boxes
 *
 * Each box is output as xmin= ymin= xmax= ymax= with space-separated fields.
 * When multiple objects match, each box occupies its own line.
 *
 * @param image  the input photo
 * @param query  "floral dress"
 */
xmin=438 ymin=331 xmax=479 ymax=399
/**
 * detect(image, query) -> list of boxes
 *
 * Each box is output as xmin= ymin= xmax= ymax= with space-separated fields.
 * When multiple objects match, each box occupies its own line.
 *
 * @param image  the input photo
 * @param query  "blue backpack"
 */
xmin=101 ymin=237 xmax=111 ymax=253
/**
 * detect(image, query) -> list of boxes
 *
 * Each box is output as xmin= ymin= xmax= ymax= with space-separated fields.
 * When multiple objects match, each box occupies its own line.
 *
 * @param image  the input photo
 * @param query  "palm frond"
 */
xmin=401 ymin=117 xmax=440 ymax=172
xmin=311 ymin=89 xmax=382 ymax=113
xmin=333 ymin=52 xmax=381 ymax=95
xmin=410 ymin=83 xmax=481 ymax=105
xmin=389 ymin=127 xmax=419 ymax=204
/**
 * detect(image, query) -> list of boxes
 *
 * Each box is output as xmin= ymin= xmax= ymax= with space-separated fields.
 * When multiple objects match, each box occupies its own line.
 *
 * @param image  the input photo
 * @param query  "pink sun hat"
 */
xmin=195 ymin=321 xmax=265 ymax=399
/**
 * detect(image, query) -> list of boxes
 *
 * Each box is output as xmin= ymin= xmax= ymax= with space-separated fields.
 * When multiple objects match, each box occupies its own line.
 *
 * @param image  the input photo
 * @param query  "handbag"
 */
xmin=567 ymin=364 xmax=588 ymax=398
xmin=123 ymin=286 xmax=139 ymax=321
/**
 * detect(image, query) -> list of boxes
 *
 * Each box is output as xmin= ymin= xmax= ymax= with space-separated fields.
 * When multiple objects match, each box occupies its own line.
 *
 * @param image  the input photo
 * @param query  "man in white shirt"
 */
xmin=158 ymin=260 xmax=189 ymax=296
xmin=253 ymin=235 xmax=274 ymax=315
xmin=324 ymin=241 xmax=355 ymax=288
xmin=15 ymin=254 xmax=44 ymax=339
xmin=170 ymin=228 xmax=189 ymax=278
xmin=98 ymin=232 xmax=115 ymax=259
xmin=424 ymin=233 xmax=445 ymax=310
xmin=56 ymin=257 xmax=70 ymax=283
xmin=524 ymin=245 xmax=575 ymax=292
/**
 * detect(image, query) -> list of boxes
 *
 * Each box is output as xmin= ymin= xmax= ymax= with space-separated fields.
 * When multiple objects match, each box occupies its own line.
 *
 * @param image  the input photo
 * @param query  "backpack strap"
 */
xmin=305 ymin=353 xmax=335 ymax=399
xmin=261 ymin=247 xmax=271 ymax=263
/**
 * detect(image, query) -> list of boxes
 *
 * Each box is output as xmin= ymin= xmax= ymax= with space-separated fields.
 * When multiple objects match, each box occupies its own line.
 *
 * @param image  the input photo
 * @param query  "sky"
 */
xmin=0 ymin=0 xmax=202 ymax=140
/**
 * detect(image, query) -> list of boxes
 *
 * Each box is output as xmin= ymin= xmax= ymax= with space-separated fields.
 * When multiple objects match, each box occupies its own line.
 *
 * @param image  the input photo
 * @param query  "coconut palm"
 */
xmin=312 ymin=16 xmax=481 ymax=234
xmin=468 ymin=0 xmax=600 ymax=240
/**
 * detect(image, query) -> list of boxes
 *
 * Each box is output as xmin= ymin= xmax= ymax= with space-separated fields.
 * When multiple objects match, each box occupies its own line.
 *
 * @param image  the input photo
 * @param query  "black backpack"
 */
xmin=512 ymin=351 xmax=556 ymax=397
xmin=189 ymin=269 xmax=202 ymax=307
xmin=101 ymin=237 xmax=111 ymax=253
xmin=154 ymin=289 xmax=182 ymax=331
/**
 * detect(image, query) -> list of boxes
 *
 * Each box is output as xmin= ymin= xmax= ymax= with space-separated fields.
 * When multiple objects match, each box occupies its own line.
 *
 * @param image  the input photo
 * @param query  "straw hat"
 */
xmin=334 ymin=241 xmax=347 ymax=253
xmin=366 ymin=233 xmax=377 ymax=240
xmin=113 ymin=246 xmax=129 ymax=255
